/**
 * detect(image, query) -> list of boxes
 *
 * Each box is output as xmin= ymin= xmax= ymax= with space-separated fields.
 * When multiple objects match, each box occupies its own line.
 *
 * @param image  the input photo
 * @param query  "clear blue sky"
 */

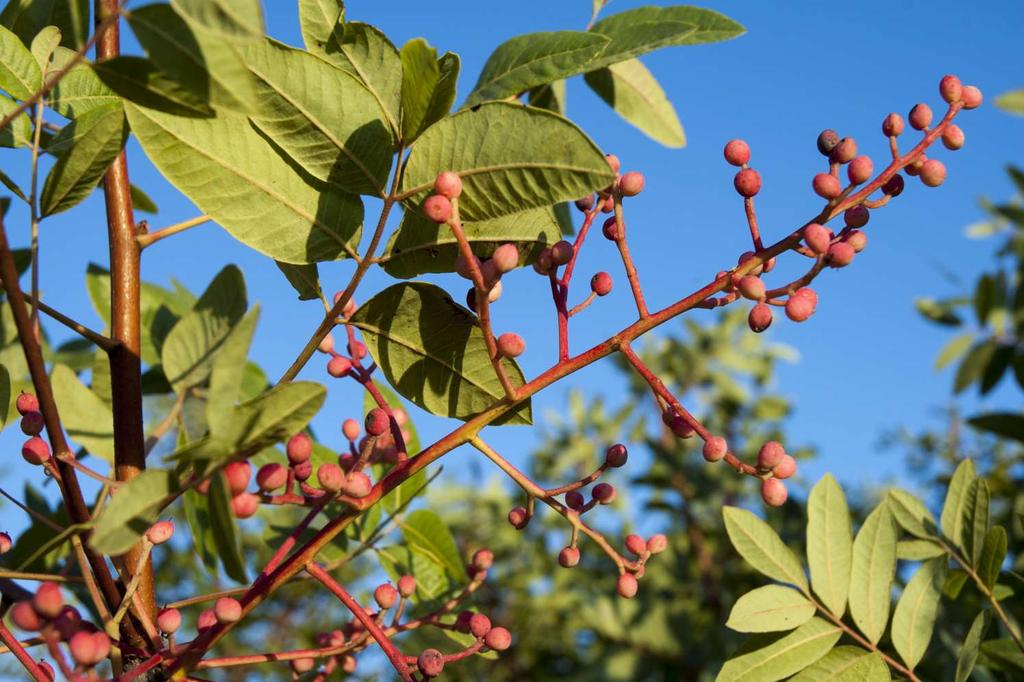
xmin=2 ymin=0 xmax=1024 ymax=525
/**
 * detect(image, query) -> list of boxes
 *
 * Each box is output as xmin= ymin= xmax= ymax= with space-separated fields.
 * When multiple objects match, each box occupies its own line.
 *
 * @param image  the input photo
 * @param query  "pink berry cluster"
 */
xmin=755 ymin=441 xmax=798 ymax=506
xmin=17 ymin=391 xmax=52 ymax=467
xmin=9 ymin=582 xmax=112 ymax=674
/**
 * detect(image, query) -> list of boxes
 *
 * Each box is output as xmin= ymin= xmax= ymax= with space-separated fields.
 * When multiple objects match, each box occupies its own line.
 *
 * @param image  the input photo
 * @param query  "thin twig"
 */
xmin=136 ymin=215 xmax=211 ymax=249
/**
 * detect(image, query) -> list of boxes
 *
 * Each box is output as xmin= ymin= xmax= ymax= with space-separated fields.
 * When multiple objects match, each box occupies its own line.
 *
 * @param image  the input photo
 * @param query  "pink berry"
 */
xmin=22 ymin=437 xmax=50 ymax=465
xmin=291 ymin=658 xmax=315 ymax=673
xmin=827 ymin=242 xmax=855 ymax=268
xmin=342 ymin=418 xmax=360 ymax=441
xmin=668 ymin=414 xmax=695 ymax=439
xmin=830 ymin=137 xmax=857 ymax=164
xmin=157 ymin=608 xmax=181 ymax=634
xmin=508 ymin=506 xmax=528 ymax=529
xmin=484 ymin=627 xmax=512 ymax=651
xmin=343 ymin=472 xmax=372 ymax=498
xmin=748 ymin=303 xmax=773 ymax=333
xmin=906 ymin=156 xmax=925 ymax=177
xmin=469 ymin=613 xmax=492 ymax=637
xmin=847 ymin=156 xmax=873 ymax=185
xmin=600 ymin=195 xmax=614 ymax=213
xmin=592 ymin=482 xmax=616 ymax=504
xmin=455 ymin=252 xmax=481 ymax=280
xmin=812 ymin=173 xmax=841 ymax=200
xmin=317 ymin=333 xmax=335 ymax=354
xmin=550 ymin=240 xmax=574 ymax=266
xmin=491 ymin=244 xmax=519 ymax=274
xmin=604 ymin=443 xmax=628 ymax=468
xmin=317 ymin=463 xmax=345 ymax=492
xmin=374 ymin=583 xmax=398 ymax=609
xmin=794 ymin=287 xmax=818 ymax=306
xmin=33 ymin=582 xmax=62 ymax=619
xmin=737 ymin=275 xmax=765 ymax=301
xmin=198 ymin=608 xmax=216 ymax=630
xmin=845 ymin=230 xmax=867 ymax=253
xmin=773 ymin=454 xmax=798 ymax=479
xmin=69 ymin=631 xmax=98 ymax=666
xmin=20 ymin=411 xmax=44 ymax=436
xmin=605 ymin=153 xmax=621 ymax=173
xmin=472 ymin=549 xmax=494 ymax=570
xmin=942 ymin=124 xmax=965 ymax=150
xmin=757 ymin=441 xmax=785 ymax=469
xmin=497 ymin=333 xmax=525 ymax=358
xmin=882 ymin=113 xmax=904 ymax=137
xmin=785 ymin=295 xmax=815 ymax=322
xmin=702 ymin=435 xmax=728 ymax=462
xmin=11 ymin=601 xmax=42 ymax=631
xmin=961 ymin=85 xmax=983 ymax=109
xmin=591 ymin=271 xmax=613 ymax=296
xmin=601 ymin=216 xmax=621 ymax=241
xmin=883 ymin=174 xmax=905 ymax=197
xmin=734 ymin=168 xmax=761 ymax=197
xmin=292 ymin=460 xmax=313 ymax=482
xmin=417 ymin=649 xmax=445 ymax=677
xmin=224 ymin=461 xmax=251 ymax=496
xmin=618 ymin=171 xmax=645 ymax=197
xmin=723 ymin=139 xmax=751 ymax=166
xmin=761 ymin=478 xmax=788 ymax=507
xmin=286 ymin=433 xmax=313 ymax=464
xmin=326 ymin=355 xmax=353 ymax=378
xmin=616 ymin=574 xmax=639 ymax=599
xmin=625 ymin=534 xmax=646 ymax=556
xmin=53 ymin=606 xmax=81 ymax=640
xmin=558 ymin=546 xmax=580 ymax=568
xmin=844 ymin=205 xmax=869 ymax=228
xmin=804 ymin=223 xmax=831 ymax=255
xmin=397 ymin=575 xmax=416 ymax=598
xmin=575 ymin=195 xmax=595 ymax=212
xmin=433 ymin=171 xmax=462 ymax=199
xmin=365 ymin=408 xmax=389 ymax=436
xmin=939 ymin=74 xmax=963 ymax=103
xmin=816 ymin=129 xmax=840 ymax=156
xmin=423 ymin=195 xmax=452 ymax=223
xmin=0 ymin=531 xmax=11 ymax=554
xmin=256 ymin=463 xmax=288 ymax=491
xmin=565 ymin=491 xmax=585 ymax=509
xmin=214 ymin=597 xmax=242 ymax=624
xmin=146 ymin=520 xmax=174 ymax=545
xmin=15 ymin=392 xmax=39 ymax=416
xmin=231 ymin=493 xmax=259 ymax=519
xmin=647 ymin=534 xmax=668 ymax=554
xmin=920 ymin=159 xmax=947 ymax=187
xmin=909 ymin=103 xmax=933 ymax=130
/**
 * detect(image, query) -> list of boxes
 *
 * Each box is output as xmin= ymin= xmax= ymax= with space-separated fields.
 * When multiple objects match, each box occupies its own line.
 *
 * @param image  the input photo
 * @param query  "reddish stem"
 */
xmin=0 ymin=624 xmax=49 ymax=681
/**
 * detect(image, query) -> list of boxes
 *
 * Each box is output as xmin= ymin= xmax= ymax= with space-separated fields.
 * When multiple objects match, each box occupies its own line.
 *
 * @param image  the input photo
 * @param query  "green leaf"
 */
xmin=93 ymin=56 xmax=213 ymax=117
xmin=0 ymin=364 xmax=9 ymax=429
xmin=130 ymin=183 xmax=158 ymax=214
xmin=0 ymin=0 xmax=88 ymax=51
xmin=589 ymin=6 xmax=744 ymax=69
xmin=400 ymin=509 xmax=464 ymax=584
xmin=48 ymin=50 xmax=120 ymax=118
xmin=125 ymin=103 xmax=364 ymax=263
xmin=967 ymin=412 xmax=1024 ymax=443
xmin=941 ymin=459 xmax=976 ymax=548
xmin=275 ymin=261 xmax=321 ymax=302
xmin=298 ymin=0 xmax=342 ymax=52
xmin=126 ymin=2 xmax=258 ymax=113
xmin=891 ymin=557 xmax=946 ymax=671
xmin=0 ymin=23 xmax=42 ymax=99
xmin=463 ymin=31 xmax=610 ymax=108
xmin=206 ymin=306 xmax=259 ymax=436
xmin=50 ymin=364 xmax=114 ymax=462
xmin=790 ymin=646 xmax=889 ymax=681
xmin=943 ymin=569 xmax=969 ymax=599
xmin=528 ymin=79 xmax=565 ymax=114
xmin=980 ymin=345 xmax=1013 ymax=394
xmin=915 ymin=297 xmax=963 ymax=327
xmin=206 ymin=470 xmax=248 ymax=582
xmin=723 ymin=506 xmax=808 ymax=591
xmin=725 ymin=585 xmax=815 ymax=633
xmin=806 ymin=474 xmax=852 ymax=616
xmin=324 ymin=21 xmax=402 ymax=140
xmin=400 ymin=102 xmax=615 ymax=221
xmin=0 ymin=167 xmax=26 ymax=202
xmin=0 ymin=94 xmax=31 ymax=148
xmin=955 ymin=611 xmax=990 ymax=682
xmin=935 ymin=332 xmax=975 ymax=370
xmin=973 ymin=274 xmax=995 ymax=326
xmin=171 ymin=0 xmax=263 ymax=42
xmin=978 ymin=525 xmax=1007 ymax=589
xmin=30 ymin=25 xmax=60 ymax=71
xmin=241 ymin=37 xmax=392 ymax=195
xmin=349 ymin=282 xmax=531 ymax=424
xmin=584 ymin=58 xmax=684 ymax=147
xmin=887 ymin=488 xmax=937 ymax=539
xmin=849 ymin=502 xmax=897 ymax=644
xmin=182 ymin=487 xmax=218 ymax=577
xmin=40 ymin=103 xmax=127 ymax=216
xmin=896 ymin=538 xmax=945 ymax=560
xmin=399 ymin=38 xmax=459 ymax=144
xmin=715 ymin=617 xmax=841 ymax=682
xmin=954 ymin=340 xmax=996 ymax=393
xmin=379 ymin=206 xmax=558 ymax=279
xmin=980 ymin=638 xmax=1024 ymax=672
xmin=220 ymin=382 xmax=326 ymax=455
xmin=995 ymin=89 xmax=1024 ymax=115
xmin=90 ymin=468 xmax=179 ymax=555
xmin=962 ymin=478 xmax=990 ymax=566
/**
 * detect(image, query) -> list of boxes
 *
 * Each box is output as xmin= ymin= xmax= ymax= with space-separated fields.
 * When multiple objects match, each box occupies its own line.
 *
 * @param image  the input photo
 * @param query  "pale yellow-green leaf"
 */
xmin=806 ymin=474 xmax=852 ymax=616
xmin=726 ymin=585 xmax=815 ymax=633
xmin=849 ymin=502 xmax=897 ymax=644
xmin=716 ymin=617 xmax=841 ymax=682
xmin=790 ymin=646 xmax=889 ymax=681
xmin=723 ymin=506 xmax=808 ymax=591
xmin=584 ymin=58 xmax=684 ymax=147
xmin=891 ymin=558 xmax=946 ymax=670
xmin=50 ymin=364 xmax=114 ymax=463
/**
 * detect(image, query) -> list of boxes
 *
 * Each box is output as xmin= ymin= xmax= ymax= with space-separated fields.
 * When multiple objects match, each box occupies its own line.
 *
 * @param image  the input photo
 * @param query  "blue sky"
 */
xmin=2 ymin=0 xmax=1024 ymax=531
